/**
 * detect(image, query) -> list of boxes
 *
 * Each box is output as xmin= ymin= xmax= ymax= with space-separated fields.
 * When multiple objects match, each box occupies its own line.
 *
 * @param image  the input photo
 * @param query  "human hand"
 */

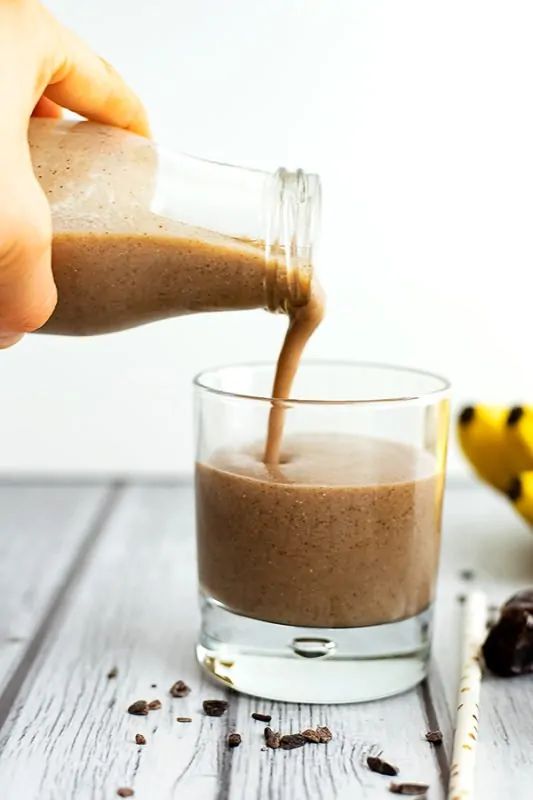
xmin=0 ymin=0 xmax=149 ymax=348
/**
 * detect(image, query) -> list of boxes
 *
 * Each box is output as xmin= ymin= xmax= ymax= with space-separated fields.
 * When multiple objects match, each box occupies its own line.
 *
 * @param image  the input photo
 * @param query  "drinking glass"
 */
xmin=193 ymin=361 xmax=450 ymax=704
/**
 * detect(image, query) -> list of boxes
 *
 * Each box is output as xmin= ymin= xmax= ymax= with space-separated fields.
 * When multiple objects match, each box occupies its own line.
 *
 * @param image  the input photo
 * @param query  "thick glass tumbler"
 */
xmin=194 ymin=362 xmax=450 ymax=704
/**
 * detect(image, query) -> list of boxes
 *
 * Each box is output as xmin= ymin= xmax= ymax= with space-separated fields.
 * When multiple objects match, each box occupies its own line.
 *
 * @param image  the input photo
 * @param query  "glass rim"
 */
xmin=193 ymin=359 xmax=451 ymax=407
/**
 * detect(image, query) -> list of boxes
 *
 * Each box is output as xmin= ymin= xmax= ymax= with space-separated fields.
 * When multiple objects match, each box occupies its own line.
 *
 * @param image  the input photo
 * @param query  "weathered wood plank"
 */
xmin=0 ymin=485 xmax=225 ymax=800
xmin=226 ymin=688 xmax=445 ymax=800
xmin=0 ymin=484 xmax=448 ymax=799
xmin=0 ymin=484 xmax=111 ymax=700
xmin=434 ymin=481 xmax=533 ymax=703
xmin=433 ymin=482 xmax=533 ymax=798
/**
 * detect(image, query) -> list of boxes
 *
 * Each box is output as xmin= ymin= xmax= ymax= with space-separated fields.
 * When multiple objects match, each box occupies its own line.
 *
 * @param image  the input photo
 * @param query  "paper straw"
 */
xmin=447 ymin=590 xmax=488 ymax=800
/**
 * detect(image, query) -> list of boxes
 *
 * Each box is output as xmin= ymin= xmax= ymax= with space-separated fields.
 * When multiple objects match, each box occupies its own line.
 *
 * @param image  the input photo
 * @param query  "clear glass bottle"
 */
xmin=28 ymin=119 xmax=321 ymax=335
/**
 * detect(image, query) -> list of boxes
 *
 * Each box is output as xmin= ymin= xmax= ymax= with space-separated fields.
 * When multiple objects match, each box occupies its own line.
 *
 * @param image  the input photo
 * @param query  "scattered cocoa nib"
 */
xmin=459 ymin=568 xmax=476 ymax=581
xmin=482 ymin=589 xmax=533 ymax=677
xmin=135 ymin=734 xmax=146 ymax=746
xmin=251 ymin=712 xmax=272 ymax=723
xmin=127 ymin=700 xmax=149 ymax=716
xmin=424 ymin=730 xmax=443 ymax=745
xmin=147 ymin=699 xmax=162 ymax=711
xmin=150 ymin=684 xmax=157 ymax=689
xmin=280 ymin=733 xmax=307 ymax=750
xmin=264 ymin=727 xmax=281 ymax=749
xmin=228 ymin=733 xmax=242 ymax=748
xmin=107 ymin=666 xmax=118 ymax=680
xmin=301 ymin=728 xmax=321 ymax=743
xmin=316 ymin=725 xmax=333 ymax=743
xmin=176 ymin=717 xmax=192 ymax=723
xmin=389 ymin=782 xmax=429 ymax=796
xmin=117 ymin=789 xmax=134 ymax=798
xmin=169 ymin=680 xmax=191 ymax=698
xmin=203 ymin=699 xmax=229 ymax=717
xmin=367 ymin=755 xmax=399 ymax=776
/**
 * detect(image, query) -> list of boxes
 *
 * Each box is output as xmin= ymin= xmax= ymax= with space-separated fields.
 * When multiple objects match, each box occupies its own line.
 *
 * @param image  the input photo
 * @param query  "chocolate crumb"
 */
xmin=389 ymin=782 xmax=429 ymax=795
xmin=127 ymin=700 xmax=149 ymax=716
xmin=150 ymin=684 xmax=157 ymax=688
xmin=459 ymin=569 xmax=476 ymax=581
xmin=367 ymin=755 xmax=399 ymax=776
xmin=135 ymin=734 xmax=146 ymax=746
xmin=169 ymin=680 xmax=191 ymax=698
xmin=251 ymin=712 xmax=272 ymax=723
xmin=176 ymin=717 xmax=192 ymax=723
xmin=203 ymin=699 xmax=229 ymax=717
xmin=117 ymin=789 xmax=134 ymax=798
xmin=147 ymin=699 xmax=162 ymax=711
xmin=228 ymin=733 xmax=242 ymax=748
xmin=280 ymin=733 xmax=307 ymax=750
xmin=316 ymin=725 xmax=333 ymax=743
xmin=264 ymin=727 xmax=281 ymax=749
xmin=424 ymin=730 xmax=443 ymax=745
xmin=107 ymin=666 xmax=118 ymax=680
xmin=301 ymin=728 xmax=321 ymax=743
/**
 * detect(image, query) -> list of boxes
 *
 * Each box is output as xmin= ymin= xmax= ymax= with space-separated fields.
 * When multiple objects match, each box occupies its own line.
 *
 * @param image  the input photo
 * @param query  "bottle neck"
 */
xmin=151 ymin=151 xmax=321 ymax=314
xmin=264 ymin=168 xmax=321 ymax=314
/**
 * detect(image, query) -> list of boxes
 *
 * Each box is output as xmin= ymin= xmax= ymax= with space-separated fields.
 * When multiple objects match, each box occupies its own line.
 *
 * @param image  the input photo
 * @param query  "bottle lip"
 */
xmin=264 ymin=168 xmax=321 ymax=313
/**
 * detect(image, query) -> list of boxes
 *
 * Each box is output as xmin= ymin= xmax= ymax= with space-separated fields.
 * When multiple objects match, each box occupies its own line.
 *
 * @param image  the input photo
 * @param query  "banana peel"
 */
xmin=457 ymin=405 xmax=515 ymax=493
xmin=507 ymin=471 xmax=533 ymax=526
xmin=457 ymin=403 xmax=533 ymax=528
xmin=506 ymin=406 xmax=533 ymax=473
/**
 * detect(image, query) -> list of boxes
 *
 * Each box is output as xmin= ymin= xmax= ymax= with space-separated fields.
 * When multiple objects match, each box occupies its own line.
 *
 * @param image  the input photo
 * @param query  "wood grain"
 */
xmin=0 ymin=484 xmax=111 ymax=699
xmin=0 ymin=486 xmax=225 ymax=800
xmin=434 ymin=481 xmax=533 ymax=798
xmin=0 ymin=484 xmax=447 ymax=799
xmin=2 ymin=480 xmax=532 ymax=798
xmin=225 ymin=689 xmax=445 ymax=800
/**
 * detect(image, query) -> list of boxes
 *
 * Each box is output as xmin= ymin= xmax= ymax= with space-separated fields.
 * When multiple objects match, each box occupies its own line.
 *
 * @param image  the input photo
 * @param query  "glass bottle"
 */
xmin=28 ymin=119 xmax=321 ymax=335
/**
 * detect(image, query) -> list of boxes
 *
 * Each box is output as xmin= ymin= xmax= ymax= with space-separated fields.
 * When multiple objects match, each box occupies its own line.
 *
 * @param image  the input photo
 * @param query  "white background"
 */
xmin=2 ymin=0 xmax=533 ymax=477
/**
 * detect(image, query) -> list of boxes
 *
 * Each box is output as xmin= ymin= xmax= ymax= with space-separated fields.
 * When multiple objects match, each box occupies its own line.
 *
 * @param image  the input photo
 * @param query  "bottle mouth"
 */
xmin=264 ymin=168 xmax=321 ymax=313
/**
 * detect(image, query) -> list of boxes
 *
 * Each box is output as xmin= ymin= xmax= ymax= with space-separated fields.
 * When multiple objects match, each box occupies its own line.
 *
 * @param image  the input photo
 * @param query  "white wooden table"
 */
xmin=0 ymin=479 xmax=531 ymax=799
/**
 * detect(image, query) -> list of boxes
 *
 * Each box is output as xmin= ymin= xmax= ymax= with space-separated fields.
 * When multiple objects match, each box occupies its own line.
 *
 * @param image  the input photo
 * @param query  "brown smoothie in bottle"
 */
xmin=30 ymin=119 xmax=283 ymax=335
xmin=30 ymin=119 xmax=440 ymax=630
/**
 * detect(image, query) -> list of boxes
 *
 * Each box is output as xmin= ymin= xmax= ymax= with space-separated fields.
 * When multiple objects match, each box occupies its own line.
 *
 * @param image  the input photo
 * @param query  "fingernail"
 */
xmin=0 ymin=333 xmax=24 ymax=349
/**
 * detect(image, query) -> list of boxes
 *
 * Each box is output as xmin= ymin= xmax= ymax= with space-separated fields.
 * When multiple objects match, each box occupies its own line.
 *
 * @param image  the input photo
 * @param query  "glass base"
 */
xmin=196 ymin=594 xmax=432 ymax=704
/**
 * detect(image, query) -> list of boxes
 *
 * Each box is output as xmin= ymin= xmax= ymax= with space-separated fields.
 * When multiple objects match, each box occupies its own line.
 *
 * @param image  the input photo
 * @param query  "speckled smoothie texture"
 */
xmin=28 ymin=119 xmax=274 ymax=335
xmin=196 ymin=434 xmax=442 ymax=629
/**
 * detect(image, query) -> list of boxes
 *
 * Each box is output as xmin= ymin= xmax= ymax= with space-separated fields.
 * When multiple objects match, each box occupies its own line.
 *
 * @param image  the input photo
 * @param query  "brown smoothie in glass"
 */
xmin=196 ymin=434 xmax=440 ymax=628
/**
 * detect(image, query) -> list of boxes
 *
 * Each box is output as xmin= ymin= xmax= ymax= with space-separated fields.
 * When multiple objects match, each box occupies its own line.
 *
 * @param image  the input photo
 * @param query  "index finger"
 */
xmin=43 ymin=10 xmax=150 ymax=137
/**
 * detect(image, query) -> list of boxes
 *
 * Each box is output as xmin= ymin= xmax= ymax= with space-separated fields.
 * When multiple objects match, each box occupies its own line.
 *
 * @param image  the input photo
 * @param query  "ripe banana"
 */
xmin=457 ymin=405 xmax=514 ymax=492
xmin=505 ymin=406 xmax=533 ymax=473
xmin=507 ymin=471 xmax=533 ymax=527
